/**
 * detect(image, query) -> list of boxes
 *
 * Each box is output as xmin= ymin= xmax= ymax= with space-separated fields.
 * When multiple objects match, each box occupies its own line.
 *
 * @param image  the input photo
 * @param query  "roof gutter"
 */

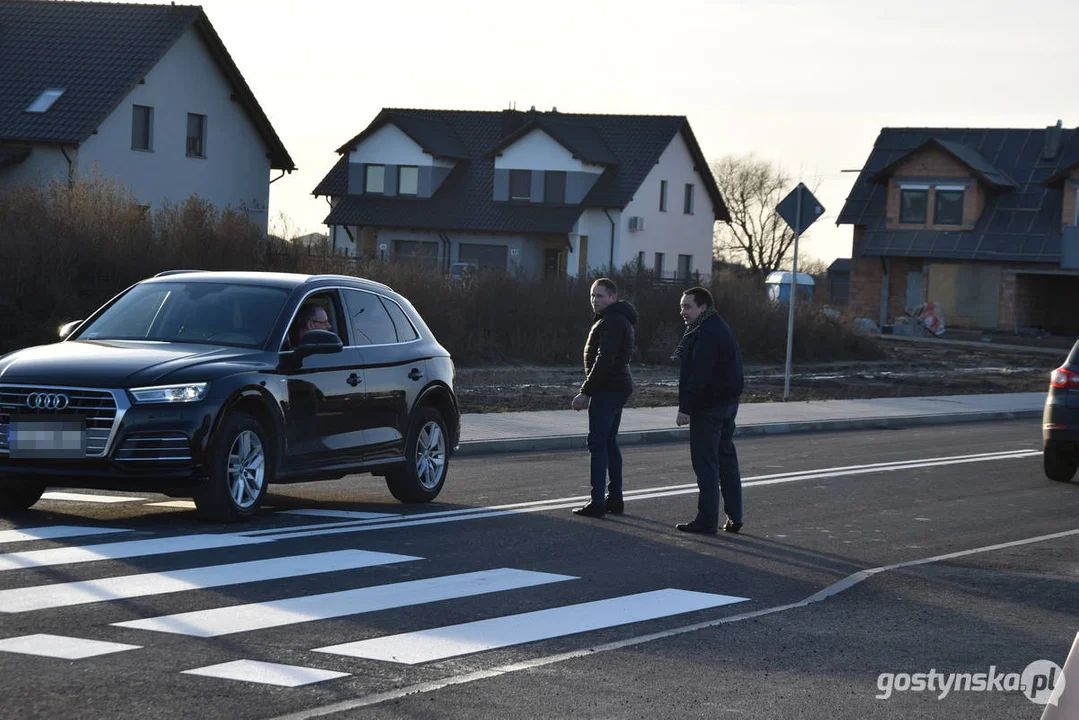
xmin=59 ymin=144 xmax=74 ymax=186
xmin=270 ymin=169 xmax=288 ymax=184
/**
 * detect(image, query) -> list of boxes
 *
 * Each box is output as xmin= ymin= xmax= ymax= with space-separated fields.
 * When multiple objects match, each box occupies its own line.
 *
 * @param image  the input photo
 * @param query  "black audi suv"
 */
xmin=1043 ymin=339 xmax=1079 ymax=483
xmin=0 ymin=271 xmax=460 ymax=521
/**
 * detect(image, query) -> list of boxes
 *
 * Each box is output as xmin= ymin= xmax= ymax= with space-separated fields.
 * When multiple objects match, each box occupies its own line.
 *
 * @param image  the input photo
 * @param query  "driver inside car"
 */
xmin=287 ymin=303 xmax=332 ymax=349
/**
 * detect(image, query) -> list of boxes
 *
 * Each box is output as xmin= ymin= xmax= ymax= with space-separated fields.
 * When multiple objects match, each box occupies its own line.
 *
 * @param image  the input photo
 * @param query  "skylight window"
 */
xmin=26 ymin=89 xmax=65 ymax=113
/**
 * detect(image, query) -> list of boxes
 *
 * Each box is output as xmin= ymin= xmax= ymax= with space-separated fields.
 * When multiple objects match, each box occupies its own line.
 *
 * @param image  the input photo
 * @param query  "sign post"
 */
xmin=775 ymin=183 xmax=824 ymax=400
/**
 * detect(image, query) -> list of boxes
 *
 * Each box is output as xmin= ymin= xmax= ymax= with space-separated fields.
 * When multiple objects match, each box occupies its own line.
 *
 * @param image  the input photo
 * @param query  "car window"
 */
xmin=283 ymin=292 xmax=343 ymax=350
xmin=342 ymin=289 xmax=398 ymax=346
xmin=380 ymin=297 xmax=418 ymax=342
xmin=78 ymin=282 xmax=289 ymax=348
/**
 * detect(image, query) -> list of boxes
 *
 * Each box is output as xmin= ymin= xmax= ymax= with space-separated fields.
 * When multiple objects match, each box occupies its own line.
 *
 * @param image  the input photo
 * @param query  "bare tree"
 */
xmin=711 ymin=154 xmax=813 ymax=283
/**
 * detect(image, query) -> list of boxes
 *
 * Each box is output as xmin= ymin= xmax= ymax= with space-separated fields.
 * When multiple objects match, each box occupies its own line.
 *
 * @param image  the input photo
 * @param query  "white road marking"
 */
xmin=40 ymin=492 xmax=146 ymax=504
xmin=0 ymin=634 xmax=140 ymax=659
xmin=114 ymin=568 xmax=576 ymax=637
xmin=244 ymin=449 xmax=1041 ymax=542
xmin=314 ymin=588 xmax=750 ymax=664
xmin=281 ymin=509 xmax=399 ymax=520
xmin=0 ymin=550 xmax=420 ymax=613
xmin=0 ymin=534 xmax=269 ymax=572
xmin=145 ymin=501 xmax=196 ymax=509
xmin=182 ymin=660 xmax=348 ymax=687
xmin=267 ymin=528 xmax=1079 ymax=719
xmin=0 ymin=526 xmax=131 ymax=544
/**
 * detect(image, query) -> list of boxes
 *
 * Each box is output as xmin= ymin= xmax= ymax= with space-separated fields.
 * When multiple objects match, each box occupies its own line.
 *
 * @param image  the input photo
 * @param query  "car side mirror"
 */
xmin=58 ymin=320 xmax=83 ymax=340
xmin=294 ymin=329 xmax=343 ymax=359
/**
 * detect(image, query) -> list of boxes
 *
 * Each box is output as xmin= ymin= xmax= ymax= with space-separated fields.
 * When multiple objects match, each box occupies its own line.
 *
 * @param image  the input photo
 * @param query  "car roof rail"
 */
xmin=153 ymin=269 xmax=203 ymax=277
xmin=306 ymin=274 xmax=391 ymax=290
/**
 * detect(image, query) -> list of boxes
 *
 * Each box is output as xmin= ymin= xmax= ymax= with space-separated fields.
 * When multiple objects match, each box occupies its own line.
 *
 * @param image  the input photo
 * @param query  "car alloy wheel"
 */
xmin=227 ymin=430 xmax=265 ymax=508
xmin=415 ymin=420 xmax=446 ymax=490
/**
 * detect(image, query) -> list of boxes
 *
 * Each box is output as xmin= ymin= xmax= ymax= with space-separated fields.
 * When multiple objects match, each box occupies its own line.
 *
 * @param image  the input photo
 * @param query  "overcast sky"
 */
xmin=138 ymin=0 xmax=1079 ymax=264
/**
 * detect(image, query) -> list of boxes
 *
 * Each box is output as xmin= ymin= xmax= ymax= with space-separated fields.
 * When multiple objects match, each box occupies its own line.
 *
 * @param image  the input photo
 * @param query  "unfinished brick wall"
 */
xmin=998 ymin=272 xmax=1016 ymax=331
xmin=884 ymin=147 xmax=982 ymax=231
xmin=1062 ymin=174 xmax=1078 ymax=229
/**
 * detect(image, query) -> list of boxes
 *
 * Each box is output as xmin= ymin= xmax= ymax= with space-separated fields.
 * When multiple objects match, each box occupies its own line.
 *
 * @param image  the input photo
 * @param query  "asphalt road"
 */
xmin=0 ymin=420 xmax=1075 ymax=720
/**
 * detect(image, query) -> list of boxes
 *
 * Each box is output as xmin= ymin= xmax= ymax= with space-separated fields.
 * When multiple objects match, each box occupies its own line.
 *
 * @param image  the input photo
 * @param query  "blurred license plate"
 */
xmin=8 ymin=417 xmax=86 ymax=458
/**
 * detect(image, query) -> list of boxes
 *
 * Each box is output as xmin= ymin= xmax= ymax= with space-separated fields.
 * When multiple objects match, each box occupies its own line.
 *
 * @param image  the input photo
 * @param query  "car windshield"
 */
xmin=76 ymin=281 xmax=290 ymax=348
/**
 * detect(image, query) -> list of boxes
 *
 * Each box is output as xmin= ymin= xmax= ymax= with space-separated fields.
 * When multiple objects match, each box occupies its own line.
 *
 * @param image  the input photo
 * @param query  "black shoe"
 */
xmin=723 ymin=519 xmax=743 ymax=534
xmin=676 ymin=519 xmax=717 ymax=534
xmin=605 ymin=497 xmax=624 ymax=514
xmin=573 ymin=501 xmax=605 ymax=518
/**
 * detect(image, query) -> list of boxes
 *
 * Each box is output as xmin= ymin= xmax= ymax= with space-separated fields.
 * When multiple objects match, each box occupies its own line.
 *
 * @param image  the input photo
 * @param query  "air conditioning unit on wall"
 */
xmin=629 ymin=216 xmax=646 ymax=231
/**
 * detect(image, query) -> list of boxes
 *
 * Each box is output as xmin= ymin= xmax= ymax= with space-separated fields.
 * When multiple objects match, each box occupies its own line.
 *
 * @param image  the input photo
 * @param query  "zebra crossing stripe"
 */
xmin=281 ymin=509 xmax=399 ymax=520
xmin=40 ymin=492 xmax=145 ymax=503
xmin=0 ymin=549 xmax=420 ymax=613
xmin=0 ymin=526 xmax=132 ymax=544
xmin=113 ymin=568 xmax=576 ymax=637
xmin=0 ymin=634 xmax=140 ymax=659
xmin=0 ymin=534 xmax=270 ymax=572
xmin=314 ymin=588 xmax=750 ymax=664
xmin=182 ymin=660 xmax=349 ymax=687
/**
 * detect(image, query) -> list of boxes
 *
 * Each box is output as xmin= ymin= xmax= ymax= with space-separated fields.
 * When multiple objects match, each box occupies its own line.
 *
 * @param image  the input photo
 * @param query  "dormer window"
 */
xmin=899 ymin=185 xmax=929 ymax=224
xmin=365 ymin=164 xmax=385 ymax=194
xmin=398 ymin=166 xmax=418 ymax=195
xmin=509 ymin=170 xmax=531 ymax=200
xmin=933 ymin=186 xmax=964 ymax=225
xmin=544 ymin=171 xmax=566 ymax=203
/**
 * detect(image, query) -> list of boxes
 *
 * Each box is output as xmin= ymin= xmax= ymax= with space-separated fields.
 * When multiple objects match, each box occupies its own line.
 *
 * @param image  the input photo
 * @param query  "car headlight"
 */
xmin=130 ymin=383 xmax=209 ymax=404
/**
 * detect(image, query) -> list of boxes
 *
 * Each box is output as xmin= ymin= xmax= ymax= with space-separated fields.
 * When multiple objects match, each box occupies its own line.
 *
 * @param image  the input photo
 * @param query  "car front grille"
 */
xmin=114 ymin=433 xmax=193 ymax=466
xmin=0 ymin=385 xmax=121 ymax=457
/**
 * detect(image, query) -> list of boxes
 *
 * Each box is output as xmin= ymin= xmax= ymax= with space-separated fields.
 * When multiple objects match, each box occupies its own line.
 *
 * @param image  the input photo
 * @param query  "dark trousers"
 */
xmin=688 ymin=403 xmax=742 ymax=529
xmin=587 ymin=391 xmax=631 ymax=503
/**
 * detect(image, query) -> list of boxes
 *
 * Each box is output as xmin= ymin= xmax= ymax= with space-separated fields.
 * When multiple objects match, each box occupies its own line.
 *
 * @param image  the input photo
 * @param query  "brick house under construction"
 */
xmin=837 ymin=122 xmax=1079 ymax=334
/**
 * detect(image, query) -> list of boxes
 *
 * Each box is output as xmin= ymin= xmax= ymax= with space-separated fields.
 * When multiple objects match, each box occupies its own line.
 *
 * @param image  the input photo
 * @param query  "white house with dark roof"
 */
xmin=313 ymin=108 xmax=729 ymax=281
xmin=0 ymin=1 xmax=294 ymax=233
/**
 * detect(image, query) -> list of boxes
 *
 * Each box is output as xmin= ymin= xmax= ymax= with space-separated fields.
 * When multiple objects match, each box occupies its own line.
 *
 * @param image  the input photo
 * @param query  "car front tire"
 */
xmin=1043 ymin=440 xmax=1077 ymax=483
xmin=386 ymin=406 xmax=449 ymax=503
xmin=0 ymin=478 xmax=45 ymax=512
xmin=194 ymin=412 xmax=271 ymax=522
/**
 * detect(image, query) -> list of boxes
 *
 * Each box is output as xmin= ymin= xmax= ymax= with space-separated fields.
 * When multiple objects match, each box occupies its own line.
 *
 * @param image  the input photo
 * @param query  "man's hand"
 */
xmin=676 ymin=412 xmax=690 ymax=427
xmin=571 ymin=393 xmax=589 ymax=412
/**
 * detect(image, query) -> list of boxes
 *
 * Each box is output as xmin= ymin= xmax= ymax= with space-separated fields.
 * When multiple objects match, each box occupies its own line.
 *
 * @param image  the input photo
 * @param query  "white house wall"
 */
xmin=76 ymin=27 xmax=273 ymax=230
xmin=0 ymin=144 xmax=71 ymax=188
xmin=349 ymin=124 xmax=432 ymax=166
xmin=567 ymin=208 xmax=620 ymax=277
xmin=494 ymin=129 xmax=603 ymax=174
xmin=620 ymin=130 xmax=716 ymax=280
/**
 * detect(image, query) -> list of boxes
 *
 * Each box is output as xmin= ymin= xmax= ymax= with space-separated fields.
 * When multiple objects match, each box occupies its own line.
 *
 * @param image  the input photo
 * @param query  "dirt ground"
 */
xmin=454 ymin=337 xmax=1065 ymax=414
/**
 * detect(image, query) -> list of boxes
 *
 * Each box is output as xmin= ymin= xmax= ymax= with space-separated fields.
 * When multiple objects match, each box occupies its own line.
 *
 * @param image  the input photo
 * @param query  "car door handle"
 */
xmin=346 ymin=373 xmax=362 ymax=387
xmin=408 ymin=368 xmax=424 ymax=381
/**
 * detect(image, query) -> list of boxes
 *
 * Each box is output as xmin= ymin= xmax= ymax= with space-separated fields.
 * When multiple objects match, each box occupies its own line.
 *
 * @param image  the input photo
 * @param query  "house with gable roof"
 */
xmin=838 ymin=121 xmax=1079 ymax=334
xmin=0 ymin=0 xmax=294 ymax=233
xmin=312 ymin=108 xmax=729 ymax=281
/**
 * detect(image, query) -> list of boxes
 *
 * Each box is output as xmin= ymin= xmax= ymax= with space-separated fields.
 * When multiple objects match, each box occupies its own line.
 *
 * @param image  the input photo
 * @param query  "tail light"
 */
xmin=1050 ymin=366 xmax=1079 ymax=389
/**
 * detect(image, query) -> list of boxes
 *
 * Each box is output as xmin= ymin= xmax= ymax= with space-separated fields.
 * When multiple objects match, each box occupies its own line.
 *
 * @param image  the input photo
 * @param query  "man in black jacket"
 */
xmin=571 ymin=278 xmax=637 ymax=518
xmin=673 ymin=286 xmax=744 ymax=534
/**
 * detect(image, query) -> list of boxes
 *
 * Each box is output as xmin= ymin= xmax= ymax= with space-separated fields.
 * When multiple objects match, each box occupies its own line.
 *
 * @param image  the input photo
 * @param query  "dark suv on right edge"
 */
xmin=1043 ymin=339 xmax=1079 ymax=482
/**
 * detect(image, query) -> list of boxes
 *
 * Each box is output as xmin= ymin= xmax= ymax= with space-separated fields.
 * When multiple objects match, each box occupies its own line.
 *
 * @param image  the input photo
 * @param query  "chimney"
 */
xmin=1043 ymin=119 xmax=1063 ymax=160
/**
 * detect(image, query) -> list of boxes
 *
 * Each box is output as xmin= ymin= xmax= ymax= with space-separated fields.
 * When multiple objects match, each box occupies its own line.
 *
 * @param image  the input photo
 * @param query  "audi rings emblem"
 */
xmin=27 ymin=392 xmax=70 ymax=410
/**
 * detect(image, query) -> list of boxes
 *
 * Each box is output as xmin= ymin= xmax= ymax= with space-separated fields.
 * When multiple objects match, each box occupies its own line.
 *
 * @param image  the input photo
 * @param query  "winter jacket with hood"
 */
xmin=581 ymin=300 xmax=637 ymax=396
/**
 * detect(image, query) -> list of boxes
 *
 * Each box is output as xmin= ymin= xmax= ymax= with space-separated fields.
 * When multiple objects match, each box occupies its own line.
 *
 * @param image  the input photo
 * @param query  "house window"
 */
xmin=509 ymin=170 xmax=531 ymax=200
xmin=660 ymin=180 xmax=668 ymax=212
xmin=677 ymin=254 xmax=692 ymax=279
xmin=544 ymin=170 xmax=566 ymax=203
xmin=654 ymin=252 xmax=665 ymax=277
xmin=132 ymin=105 xmax=153 ymax=151
xmin=684 ymin=183 xmax=695 ymax=214
xmin=398 ymin=166 xmax=419 ymax=195
xmin=934 ymin=187 xmax=964 ymax=225
xmin=899 ymin=186 xmax=929 ymax=223
xmin=26 ymin=88 xmax=65 ymax=113
xmin=365 ymin=164 xmax=385 ymax=194
xmin=637 ymin=251 xmax=645 ymax=269
xmin=186 ymin=113 xmax=206 ymax=157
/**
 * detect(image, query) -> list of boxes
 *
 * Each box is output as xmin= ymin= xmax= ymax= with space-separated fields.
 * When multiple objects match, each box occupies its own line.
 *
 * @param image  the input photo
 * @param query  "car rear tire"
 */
xmin=1043 ymin=441 xmax=1077 ymax=483
xmin=194 ymin=412 xmax=271 ymax=522
xmin=0 ymin=478 xmax=45 ymax=512
xmin=385 ymin=407 xmax=448 ymax=503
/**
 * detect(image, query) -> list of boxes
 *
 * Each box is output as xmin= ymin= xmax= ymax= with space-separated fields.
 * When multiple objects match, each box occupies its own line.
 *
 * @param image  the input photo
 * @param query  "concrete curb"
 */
xmin=456 ymin=408 xmax=1043 ymax=457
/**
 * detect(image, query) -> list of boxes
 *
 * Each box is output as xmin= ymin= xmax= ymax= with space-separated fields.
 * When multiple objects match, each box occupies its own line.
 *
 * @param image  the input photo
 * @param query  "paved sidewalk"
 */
xmin=457 ymin=392 xmax=1046 ymax=456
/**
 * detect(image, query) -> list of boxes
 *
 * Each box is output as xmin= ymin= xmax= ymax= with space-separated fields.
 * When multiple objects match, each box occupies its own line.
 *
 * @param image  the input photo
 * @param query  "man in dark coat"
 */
xmin=673 ymin=286 xmax=744 ymax=534
xmin=571 ymin=278 xmax=637 ymax=518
